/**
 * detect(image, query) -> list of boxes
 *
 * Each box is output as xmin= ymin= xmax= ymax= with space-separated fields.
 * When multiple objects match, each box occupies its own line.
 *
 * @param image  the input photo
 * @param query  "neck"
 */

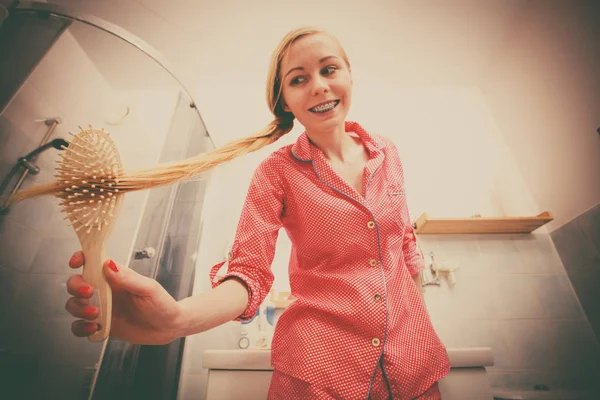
xmin=306 ymin=122 xmax=355 ymax=163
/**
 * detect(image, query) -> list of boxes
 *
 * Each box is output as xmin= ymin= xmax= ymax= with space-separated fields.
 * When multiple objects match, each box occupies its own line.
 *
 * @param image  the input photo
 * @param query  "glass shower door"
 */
xmin=0 ymin=3 xmax=214 ymax=399
xmin=91 ymin=93 xmax=213 ymax=400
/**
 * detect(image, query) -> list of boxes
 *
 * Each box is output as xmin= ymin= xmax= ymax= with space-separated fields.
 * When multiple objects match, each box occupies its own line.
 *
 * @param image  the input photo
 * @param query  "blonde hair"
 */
xmin=7 ymin=27 xmax=351 ymax=204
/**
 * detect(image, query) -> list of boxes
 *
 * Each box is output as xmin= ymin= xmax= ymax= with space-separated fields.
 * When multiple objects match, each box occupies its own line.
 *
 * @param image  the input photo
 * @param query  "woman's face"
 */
xmin=279 ymin=33 xmax=352 ymax=133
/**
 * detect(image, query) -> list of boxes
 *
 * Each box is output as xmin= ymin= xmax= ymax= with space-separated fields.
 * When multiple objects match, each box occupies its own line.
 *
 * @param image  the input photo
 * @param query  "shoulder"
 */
xmin=256 ymin=144 xmax=293 ymax=173
xmin=373 ymin=134 xmax=406 ymax=178
xmin=250 ymin=144 xmax=294 ymax=189
xmin=370 ymin=133 xmax=402 ymax=163
xmin=374 ymin=134 xmax=397 ymax=151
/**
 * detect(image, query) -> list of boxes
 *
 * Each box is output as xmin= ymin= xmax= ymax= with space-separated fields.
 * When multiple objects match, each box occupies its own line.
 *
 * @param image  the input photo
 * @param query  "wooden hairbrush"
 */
xmin=58 ymin=126 xmax=124 ymax=342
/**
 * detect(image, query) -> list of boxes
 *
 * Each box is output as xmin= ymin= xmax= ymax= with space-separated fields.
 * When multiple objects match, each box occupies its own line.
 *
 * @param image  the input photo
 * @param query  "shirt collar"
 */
xmin=291 ymin=121 xmax=386 ymax=162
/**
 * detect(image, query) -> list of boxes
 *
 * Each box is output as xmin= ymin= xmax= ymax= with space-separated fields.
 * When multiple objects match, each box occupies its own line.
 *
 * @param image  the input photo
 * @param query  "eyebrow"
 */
xmin=284 ymin=56 xmax=340 ymax=79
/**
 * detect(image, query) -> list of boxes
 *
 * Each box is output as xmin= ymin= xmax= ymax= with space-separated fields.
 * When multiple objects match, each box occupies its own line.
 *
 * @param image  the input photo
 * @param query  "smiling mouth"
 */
xmin=309 ymin=100 xmax=340 ymax=113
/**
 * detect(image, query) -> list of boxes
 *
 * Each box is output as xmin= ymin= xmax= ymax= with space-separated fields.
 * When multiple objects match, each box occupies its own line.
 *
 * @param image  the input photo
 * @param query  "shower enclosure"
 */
xmin=0 ymin=2 xmax=214 ymax=399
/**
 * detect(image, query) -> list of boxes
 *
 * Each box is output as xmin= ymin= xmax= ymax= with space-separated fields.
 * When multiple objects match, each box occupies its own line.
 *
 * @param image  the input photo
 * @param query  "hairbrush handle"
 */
xmin=81 ymin=241 xmax=112 ymax=342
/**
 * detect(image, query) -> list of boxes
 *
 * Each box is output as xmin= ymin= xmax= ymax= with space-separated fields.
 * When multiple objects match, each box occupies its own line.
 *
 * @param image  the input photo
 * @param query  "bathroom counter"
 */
xmin=203 ymin=347 xmax=494 ymax=370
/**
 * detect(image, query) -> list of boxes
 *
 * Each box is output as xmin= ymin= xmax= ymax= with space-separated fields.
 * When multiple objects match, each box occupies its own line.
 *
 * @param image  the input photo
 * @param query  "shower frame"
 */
xmin=2 ymin=2 xmax=214 ymax=399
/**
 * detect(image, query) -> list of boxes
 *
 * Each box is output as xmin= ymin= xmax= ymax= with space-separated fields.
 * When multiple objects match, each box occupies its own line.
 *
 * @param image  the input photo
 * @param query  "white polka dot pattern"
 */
xmin=210 ymin=121 xmax=450 ymax=399
xmin=267 ymin=369 xmax=442 ymax=399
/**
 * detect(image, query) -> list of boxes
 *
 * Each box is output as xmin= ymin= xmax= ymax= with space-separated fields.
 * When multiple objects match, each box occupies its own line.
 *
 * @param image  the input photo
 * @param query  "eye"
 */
xmin=321 ymin=65 xmax=337 ymax=75
xmin=290 ymin=75 xmax=306 ymax=86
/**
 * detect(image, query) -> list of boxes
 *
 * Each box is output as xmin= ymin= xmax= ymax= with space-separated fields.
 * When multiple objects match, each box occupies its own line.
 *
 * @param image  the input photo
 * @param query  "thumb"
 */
xmin=103 ymin=259 xmax=156 ymax=296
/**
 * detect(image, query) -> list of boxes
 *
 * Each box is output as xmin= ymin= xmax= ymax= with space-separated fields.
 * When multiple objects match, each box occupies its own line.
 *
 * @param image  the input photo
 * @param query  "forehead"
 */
xmin=281 ymin=33 xmax=343 ymax=70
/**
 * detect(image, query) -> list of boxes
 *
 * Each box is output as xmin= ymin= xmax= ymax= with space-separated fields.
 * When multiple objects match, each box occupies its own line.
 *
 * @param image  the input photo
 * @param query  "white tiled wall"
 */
xmin=552 ymin=204 xmax=600 ymax=360
xmin=419 ymin=233 xmax=600 ymax=390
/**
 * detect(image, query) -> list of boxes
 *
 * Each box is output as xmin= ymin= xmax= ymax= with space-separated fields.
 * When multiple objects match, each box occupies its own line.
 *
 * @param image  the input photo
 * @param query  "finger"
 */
xmin=68 ymin=251 xmax=85 ymax=269
xmin=65 ymin=297 xmax=98 ymax=320
xmin=103 ymin=259 xmax=156 ymax=296
xmin=71 ymin=320 xmax=99 ymax=337
xmin=66 ymin=275 xmax=94 ymax=298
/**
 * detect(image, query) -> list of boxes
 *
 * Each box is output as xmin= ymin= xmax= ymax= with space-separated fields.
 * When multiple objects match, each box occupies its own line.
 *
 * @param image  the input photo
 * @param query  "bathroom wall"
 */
xmin=0 ymin=25 xmax=181 ymax=398
xmin=421 ymin=232 xmax=599 ymax=391
xmin=551 ymin=204 xmax=600 ymax=344
xmin=0 ymin=4 xmax=70 ymax=112
xmin=480 ymin=0 xmax=600 ymax=232
xmin=479 ymin=0 xmax=600 ymax=381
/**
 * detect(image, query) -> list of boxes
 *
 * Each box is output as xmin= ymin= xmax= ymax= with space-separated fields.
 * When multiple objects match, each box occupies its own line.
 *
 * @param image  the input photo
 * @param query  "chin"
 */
xmin=322 ymin=111 xmax=347 ymax=129
xmin=309 ymin=110 xmax=347 ymax=129
xmin=302 ymin=117 xmax=340 ymax=134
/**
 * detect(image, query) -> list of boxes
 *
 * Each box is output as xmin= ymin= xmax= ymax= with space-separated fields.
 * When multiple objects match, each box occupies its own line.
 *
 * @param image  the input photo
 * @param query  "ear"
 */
xmin=282 ymin=101 xmax=290 ymax=112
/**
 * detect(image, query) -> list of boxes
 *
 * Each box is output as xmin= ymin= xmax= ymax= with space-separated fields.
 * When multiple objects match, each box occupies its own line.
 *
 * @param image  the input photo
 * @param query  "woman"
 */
xmin=65 ymin=27 xmax=450 ymax=399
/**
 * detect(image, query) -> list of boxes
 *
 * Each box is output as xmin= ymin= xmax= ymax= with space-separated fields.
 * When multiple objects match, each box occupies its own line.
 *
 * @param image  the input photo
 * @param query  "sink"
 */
xmin=202 ymin=347 xmax=495 ymax=399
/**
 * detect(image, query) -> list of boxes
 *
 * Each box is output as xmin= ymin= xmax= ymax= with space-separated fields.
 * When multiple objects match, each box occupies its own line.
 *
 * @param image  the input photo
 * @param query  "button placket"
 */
xmin=365 ymin=217 xmax=385 ymax=354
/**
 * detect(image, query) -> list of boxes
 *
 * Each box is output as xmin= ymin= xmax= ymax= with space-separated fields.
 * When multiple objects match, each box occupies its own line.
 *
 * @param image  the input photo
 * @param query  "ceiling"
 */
xmin=33 ymin=0 xmax=528 ymax=89
xmin=134 ymin=0 xmax=527 ymax=85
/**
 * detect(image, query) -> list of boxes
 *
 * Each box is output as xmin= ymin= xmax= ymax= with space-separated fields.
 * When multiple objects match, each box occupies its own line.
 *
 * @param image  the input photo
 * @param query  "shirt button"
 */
xmin=369 ymin=259 xmax=378 ymax=267
xmin=367 ymin=221 xmax=375 ymax=229
xmin=372 ymin=338 xmax=381 ymax=347
xmin=374 ymin=294 xmax=382 ymax=302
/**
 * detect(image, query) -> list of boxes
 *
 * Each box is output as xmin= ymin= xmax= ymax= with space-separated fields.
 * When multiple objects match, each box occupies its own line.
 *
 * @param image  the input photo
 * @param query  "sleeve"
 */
xmin=209 ymin=156 xmax=284 ymax=321
xmin=402 ymin=205 xmax=425 ymax=276
xmin=384 ymin=137 xmax=425 ymax=276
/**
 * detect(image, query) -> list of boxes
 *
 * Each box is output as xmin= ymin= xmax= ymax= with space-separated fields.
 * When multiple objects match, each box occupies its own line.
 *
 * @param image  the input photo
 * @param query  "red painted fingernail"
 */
xmin=77 ymin=286 xmax=92 ymax=297
xmin=108 ymin=260 xmax=118 ymax=273
xmin=83 ymin=323 xmax=97 ymax=334
xmin=69 ymin=254 xmax=77 ymax=264
xmin=83 ymin=306 xmax=97 ymax=317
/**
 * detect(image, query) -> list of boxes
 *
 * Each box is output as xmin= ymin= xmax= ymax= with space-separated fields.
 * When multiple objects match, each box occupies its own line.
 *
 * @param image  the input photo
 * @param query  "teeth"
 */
xmin=311 ymin=101 xmax=337 ymax=113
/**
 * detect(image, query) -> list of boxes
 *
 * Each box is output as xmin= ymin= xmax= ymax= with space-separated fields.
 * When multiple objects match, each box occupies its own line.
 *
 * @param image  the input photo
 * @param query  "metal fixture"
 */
xmin=0 ymin=118 xmax=63 ymax=213
xmin=134 ymin=247 xmax=156 ymax=260
xmin=17 ymin=138 xmax=69 ymax=174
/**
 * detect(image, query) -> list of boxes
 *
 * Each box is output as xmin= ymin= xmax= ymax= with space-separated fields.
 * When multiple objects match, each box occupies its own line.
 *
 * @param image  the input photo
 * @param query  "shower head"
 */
xmin=21 ymin=138 xmax=69 ymax=162
xmin=16 ymin=138 xmax=69 ymax=175
xmin=50 ymin=138 xmax=69 ymax=150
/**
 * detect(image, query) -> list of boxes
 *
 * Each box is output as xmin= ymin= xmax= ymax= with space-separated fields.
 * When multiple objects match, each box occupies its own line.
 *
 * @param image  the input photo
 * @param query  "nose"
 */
xmin=310 ymin=74 xmax=329 ymax=96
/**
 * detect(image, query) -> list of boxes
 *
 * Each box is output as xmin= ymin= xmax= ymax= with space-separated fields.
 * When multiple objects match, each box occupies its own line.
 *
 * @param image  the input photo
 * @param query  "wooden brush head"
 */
xmin=58 ymin=126 xmax=124 ymax=241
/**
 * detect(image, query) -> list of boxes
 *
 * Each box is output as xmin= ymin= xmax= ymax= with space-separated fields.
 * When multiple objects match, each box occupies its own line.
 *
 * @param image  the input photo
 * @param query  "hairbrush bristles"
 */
xmin=56 ymin=126 xmax=123 ymax=235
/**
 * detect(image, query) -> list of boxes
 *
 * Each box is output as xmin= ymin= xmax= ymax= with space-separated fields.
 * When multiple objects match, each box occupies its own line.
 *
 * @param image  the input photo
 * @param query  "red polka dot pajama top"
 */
xmin=210 ymin=121 xmax=451 ymax=399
